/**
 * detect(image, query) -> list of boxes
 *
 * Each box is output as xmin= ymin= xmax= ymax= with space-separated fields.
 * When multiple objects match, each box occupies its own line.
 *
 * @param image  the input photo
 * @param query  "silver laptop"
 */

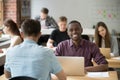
xmin=57 ymin=56 xmax=85 ymax=76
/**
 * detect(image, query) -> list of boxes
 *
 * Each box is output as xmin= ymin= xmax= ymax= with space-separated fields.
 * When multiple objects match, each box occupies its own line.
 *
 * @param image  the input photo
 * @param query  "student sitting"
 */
xmin=0 ymin=19 xmax=23 ymax=75
xmin=35 ymin=7 xmax=58 ymax=45
xmin=94 ymin=21 xmax=119 ymax=57
xmin=55 ymin=20 xmax=108 ymax=72
xmin=47 ymin=16 xmax=70 ymax=50
xmin=3 ymin=19 xmax=23 ymax=47
xmin=4 ymin=19 xmax=66 ymax=80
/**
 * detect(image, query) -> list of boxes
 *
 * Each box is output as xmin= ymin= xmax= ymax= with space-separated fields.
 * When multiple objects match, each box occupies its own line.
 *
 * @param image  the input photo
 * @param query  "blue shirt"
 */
xmin=4 ymin=39 xmax=62 ymax=80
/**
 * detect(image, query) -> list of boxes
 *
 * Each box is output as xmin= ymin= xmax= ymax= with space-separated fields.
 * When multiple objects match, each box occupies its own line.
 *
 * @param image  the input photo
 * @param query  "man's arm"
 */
xmin=47 ymin=39 xmax=54 ymax=48
xmin=4 ymin=70 xmax=11 ymax=79
xmin=50 ymin=17 xmax=58 ymax=28
xmin=87 ymin=43 xmax=108 ymax=72
xmin=85 ymin=64 xmax=108 ymax=72
xmin=55 ymin=70 xmax=66 ymax=80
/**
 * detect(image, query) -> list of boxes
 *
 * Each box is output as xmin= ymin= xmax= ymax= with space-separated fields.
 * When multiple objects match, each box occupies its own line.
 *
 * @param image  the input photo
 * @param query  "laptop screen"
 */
xmin=57 ymin=56 xmax=85 ymax=76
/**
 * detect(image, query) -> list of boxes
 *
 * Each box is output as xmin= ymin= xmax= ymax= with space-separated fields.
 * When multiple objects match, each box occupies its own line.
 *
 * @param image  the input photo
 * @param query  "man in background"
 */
xmin=35 ymin=7 xmax=58 ymax=45
xmin=47 ymin=16 xmax=69 ymax=50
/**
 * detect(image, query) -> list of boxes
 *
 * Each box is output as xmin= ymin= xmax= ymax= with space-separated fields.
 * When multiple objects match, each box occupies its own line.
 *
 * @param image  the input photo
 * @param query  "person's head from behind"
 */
xmin=95 ymin=21 xmax=110 ymax=38
xmin=3 ymin=19 xmax=21 ymax=36
xmin=67 ymin=20 xmax=83 ymax=42
xmin=58 ymin=16 xmax=67 ymax=32
xmin=21 ymin=19 xmax=41 ymax=41
xmin=95 ymin=21 xmax=111 ymax=47
xmin=40 ymin=7 xmax=49 ymax=20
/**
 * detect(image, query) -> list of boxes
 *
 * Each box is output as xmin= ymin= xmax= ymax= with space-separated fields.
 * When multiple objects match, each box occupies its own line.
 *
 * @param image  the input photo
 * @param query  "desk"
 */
xmin=0 ymin=71 xmax=118 ymax=80
xmin=82 ymin=28 xmax=94 ymax=36
xmin=0 ymin=35 xmax=10 ymax=48
xmin=107 ymin=57 xmax=120 ymax=68
xmin=67 ymin=71 xmax=118 ymax=80
xmin=93 ymin=57 xmax=120 ymax=68
xmin=0 ymin=40 xmax=10 ymax=48
xmin=41 ymin=28 xmax=95 ymax=36
xmin=0 ymin=74 xmax=6 ymax=80
xmin=41 ymin=29 xmax=54 ymax=35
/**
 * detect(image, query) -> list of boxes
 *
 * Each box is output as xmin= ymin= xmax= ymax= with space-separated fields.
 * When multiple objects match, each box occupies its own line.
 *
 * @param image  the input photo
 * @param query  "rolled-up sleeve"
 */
xmin=50 ymin=52 xmax=62 ymax=74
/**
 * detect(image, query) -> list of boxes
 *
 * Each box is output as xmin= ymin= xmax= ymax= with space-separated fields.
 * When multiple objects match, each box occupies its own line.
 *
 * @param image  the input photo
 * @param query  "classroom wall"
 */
xmin=31 ymin=0 xmax=120 ymax=33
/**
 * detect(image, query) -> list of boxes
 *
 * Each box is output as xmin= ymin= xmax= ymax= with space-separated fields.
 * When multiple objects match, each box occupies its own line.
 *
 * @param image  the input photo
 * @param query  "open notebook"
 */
xmin=57 ymin=56 xmax=85 ymax=76
xmin=99 ymin=48 xmax=111 ymax=59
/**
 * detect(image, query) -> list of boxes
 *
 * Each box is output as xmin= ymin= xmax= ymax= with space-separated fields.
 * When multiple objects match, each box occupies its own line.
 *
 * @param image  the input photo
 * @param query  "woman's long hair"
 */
xmin=95 ymin=21 xmax=111 ymax=48
xmin=3 ymin=19 xmax=23 ymax=40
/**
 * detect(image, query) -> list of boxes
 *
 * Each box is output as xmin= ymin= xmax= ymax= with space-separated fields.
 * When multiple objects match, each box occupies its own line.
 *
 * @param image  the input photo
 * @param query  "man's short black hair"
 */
xmin=68 ymin=20 xmax=82 ymax=28
xmin=21 ymin=19 xmax=41 ymax=37
xmin=41 ymin=7 xmax=49 ymax=14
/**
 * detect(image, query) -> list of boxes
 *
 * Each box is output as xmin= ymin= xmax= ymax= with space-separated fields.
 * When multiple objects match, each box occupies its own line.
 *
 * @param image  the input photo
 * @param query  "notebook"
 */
xmin=99 ymin=48 xmax=111 ymax=59
xmin=57 ymin=56 xmax=85 ymax=76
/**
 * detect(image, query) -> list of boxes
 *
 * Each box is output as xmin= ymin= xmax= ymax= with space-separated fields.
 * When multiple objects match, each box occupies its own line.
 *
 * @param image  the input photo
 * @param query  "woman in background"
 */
xmin=3 ymin=19 xmax=23 ymax=47
xmin=0 ymin=19 xmax=23 ymax=75
xmin=94 ymin=21 xmax=119 ymax=57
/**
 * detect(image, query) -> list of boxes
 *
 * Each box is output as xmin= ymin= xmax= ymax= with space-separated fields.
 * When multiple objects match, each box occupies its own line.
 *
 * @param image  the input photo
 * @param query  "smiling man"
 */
xmin=55 ymin=20 xmax=108 ymax=72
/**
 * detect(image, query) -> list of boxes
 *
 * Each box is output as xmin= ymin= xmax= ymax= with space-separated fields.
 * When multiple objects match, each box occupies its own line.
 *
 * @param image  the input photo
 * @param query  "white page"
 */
xmin=112 ymin=57 xmax=120 ymax=60
xmin=87 ymin=72 xmax=109 ymax=77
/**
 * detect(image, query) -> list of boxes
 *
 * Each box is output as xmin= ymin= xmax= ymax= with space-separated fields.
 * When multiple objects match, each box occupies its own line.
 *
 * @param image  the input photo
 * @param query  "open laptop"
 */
xmin=99 ymin=48 xmax=111 ymax=59
xmin=57 ymin=56 xmax=85 ymax=76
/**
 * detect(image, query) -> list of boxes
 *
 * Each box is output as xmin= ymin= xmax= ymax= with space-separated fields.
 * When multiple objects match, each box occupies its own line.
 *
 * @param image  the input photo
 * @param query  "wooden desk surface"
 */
xmin=0 ymin=71 xmax=118 ymax=80
xmin=41 ymin=29 xmax=54 ymax=35
xmin=0 ymin=40 xmax=10 ymax=48
xmin=107 ymin=57 xmax=120 ymax=68
xmin=0 ymin=74 xmax=6 ymax=80
xmin=67 ymin=71 xmax=118 ymax=80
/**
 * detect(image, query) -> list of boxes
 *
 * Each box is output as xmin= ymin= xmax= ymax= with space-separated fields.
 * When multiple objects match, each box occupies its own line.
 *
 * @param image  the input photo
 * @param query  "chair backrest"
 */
xmin=9 ymin=76 xmax=37 ymax=80
xmin=117 ymin=38 xmax=120 ymax=56
xmin=99 ymin=48 xmax=111 ymax=59
xmin=81 ymin=35 xmax=89 ymax=41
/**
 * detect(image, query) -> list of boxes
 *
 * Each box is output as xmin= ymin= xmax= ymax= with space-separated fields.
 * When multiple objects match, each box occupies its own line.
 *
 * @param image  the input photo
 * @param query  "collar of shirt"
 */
xmin=23 ymin=39 xmax=37 ymax=44
xmin=69 ymin=39 xmax=83 ymax=48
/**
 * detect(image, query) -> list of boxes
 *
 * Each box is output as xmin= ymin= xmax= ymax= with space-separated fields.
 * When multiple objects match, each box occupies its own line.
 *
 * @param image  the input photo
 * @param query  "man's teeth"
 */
xmin=73 ymin=34 xmax=77 ymax=37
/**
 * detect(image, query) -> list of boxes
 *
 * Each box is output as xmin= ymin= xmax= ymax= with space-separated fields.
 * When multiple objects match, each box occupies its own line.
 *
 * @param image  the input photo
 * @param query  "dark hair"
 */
xmin=95 ymin=21 xmax=111 ymax=48
xmin=68 ymin=20 xmax=82 ymax=28
xmin=21 ymin=19 xmax=41 ymax=37
xmin=3 ymin=19 xmax=21 ymax=37
xmin=41 ymin=7 xmax=49 ymax=14
xmin=58 ymin=16 xmax=67 ymax=22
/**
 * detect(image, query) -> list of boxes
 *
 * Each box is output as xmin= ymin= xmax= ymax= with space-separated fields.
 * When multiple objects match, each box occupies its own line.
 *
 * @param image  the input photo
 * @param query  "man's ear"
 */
xmin=67 ymin=30 xmax=70 ymax=36
xmin=81 ymin=28 xmax=83 ymax=34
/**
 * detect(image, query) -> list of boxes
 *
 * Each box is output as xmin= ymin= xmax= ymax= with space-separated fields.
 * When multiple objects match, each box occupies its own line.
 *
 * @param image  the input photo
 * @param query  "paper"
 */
xmin=112 ymin=57 xmax=120 ymax=60
xmin=87 ymin=72 xmax=109 ymax=77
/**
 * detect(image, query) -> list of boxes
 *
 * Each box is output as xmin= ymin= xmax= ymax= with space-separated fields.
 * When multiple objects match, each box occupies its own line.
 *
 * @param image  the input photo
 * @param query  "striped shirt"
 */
xmin=55 ymin=39 xmax=108 ymax=67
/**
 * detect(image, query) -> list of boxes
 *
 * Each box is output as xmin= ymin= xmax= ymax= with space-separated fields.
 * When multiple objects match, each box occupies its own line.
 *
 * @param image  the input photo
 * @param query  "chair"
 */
xmin=117 ymin=38 xmax=120 ymax=56
xmin=9 ymin=76 xmax=37 ymax=80
xmin=81 ymin=35 xmax=89 ymax=41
